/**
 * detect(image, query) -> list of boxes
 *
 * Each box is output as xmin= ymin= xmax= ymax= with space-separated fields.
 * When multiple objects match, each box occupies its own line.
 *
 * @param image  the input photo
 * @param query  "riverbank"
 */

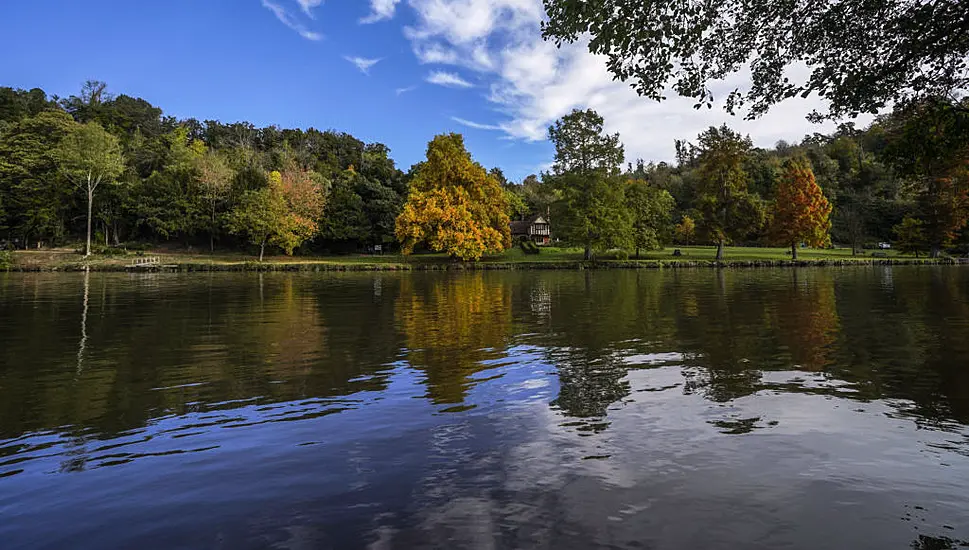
xmin=4 ymin=246 xmax=967 ymax=272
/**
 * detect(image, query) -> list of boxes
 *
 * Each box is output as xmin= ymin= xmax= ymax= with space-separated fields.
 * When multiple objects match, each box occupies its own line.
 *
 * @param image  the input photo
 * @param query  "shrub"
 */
xmin=519 ymin=240 xmax=541 ymax=255
xmin=0 ymin=250 xmax=12 ymax=270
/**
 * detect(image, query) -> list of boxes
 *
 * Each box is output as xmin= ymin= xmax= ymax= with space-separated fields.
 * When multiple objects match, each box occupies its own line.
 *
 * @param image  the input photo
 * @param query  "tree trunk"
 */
xmin=791 ymin=242 xmax=798 ymax=260
xmin=584 ymin=245 xmax=591 ymax=261
xmin=930 ymin=246 xmax=941 ymax=258
xmin=636 ymin=247 xmax=641 ymax=260
xmin=715 ymin=240 xmax=725 ymax=261
xmin=210 ymin=208 xmax=217 ymax=253
xmin=259 ymin=241 xmax=266 ymax=262
xmin=85 ymin=187 xmax=93 ymax=257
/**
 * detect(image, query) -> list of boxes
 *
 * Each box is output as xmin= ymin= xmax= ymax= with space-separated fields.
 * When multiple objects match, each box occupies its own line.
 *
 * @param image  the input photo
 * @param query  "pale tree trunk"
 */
xmin=791 ymin=242 xmax=798 ymax=260
xmin=85 ymin=184 xmax=93 ymax=257
xmin=259 ymin=240 xmax=266 ymax=262
xmin=715 ymin=240 xmax=725 ymax=261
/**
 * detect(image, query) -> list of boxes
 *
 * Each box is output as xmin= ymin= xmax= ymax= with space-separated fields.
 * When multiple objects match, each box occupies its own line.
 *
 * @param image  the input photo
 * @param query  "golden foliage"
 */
xmin=395 ymin=134 xmax=510 ymax=261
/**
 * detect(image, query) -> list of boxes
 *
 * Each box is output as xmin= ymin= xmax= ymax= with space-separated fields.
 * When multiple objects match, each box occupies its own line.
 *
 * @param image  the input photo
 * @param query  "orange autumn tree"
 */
xmin=769 ymin=157 xmax=832 ymax=259
xmin=395 ymin=133 xmax=511 ymax=261
xmin=226 ymin=166 xmax=325 ymax=261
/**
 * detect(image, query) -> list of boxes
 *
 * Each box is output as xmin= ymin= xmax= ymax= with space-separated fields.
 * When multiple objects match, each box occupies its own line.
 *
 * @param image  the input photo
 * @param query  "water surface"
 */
xmin=2 ymin=268 xmax=969 ymax=549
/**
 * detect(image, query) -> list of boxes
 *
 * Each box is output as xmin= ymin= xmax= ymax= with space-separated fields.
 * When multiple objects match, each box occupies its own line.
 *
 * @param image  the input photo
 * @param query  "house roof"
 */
xmin=510 ymin=214 xmax=549 ymax=234
xmin=510 ymin=219 xmax=531 ymax=234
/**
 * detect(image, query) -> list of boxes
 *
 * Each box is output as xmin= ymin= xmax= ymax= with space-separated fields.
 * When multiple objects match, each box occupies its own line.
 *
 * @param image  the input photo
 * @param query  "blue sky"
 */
xmin=0 ymin=0 xmax=858 ymax=180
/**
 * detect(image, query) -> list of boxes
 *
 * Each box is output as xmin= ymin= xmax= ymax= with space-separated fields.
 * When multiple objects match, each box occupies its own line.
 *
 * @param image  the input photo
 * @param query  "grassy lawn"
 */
xmin=6 ymin=244 xmax=926 ymax=271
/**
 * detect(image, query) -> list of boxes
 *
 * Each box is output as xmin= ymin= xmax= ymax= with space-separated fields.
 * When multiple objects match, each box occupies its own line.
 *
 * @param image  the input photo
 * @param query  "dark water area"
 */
xmin=2 ymin=268 xmax=969 ymax=549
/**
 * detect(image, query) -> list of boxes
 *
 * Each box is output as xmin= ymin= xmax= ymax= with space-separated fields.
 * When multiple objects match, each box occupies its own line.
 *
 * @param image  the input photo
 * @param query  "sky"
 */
xmin=0 ymin=0 xmax=867 ymax=180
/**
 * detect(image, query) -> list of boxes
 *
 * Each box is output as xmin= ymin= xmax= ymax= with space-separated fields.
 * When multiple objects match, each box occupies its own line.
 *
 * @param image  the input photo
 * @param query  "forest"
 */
xmin=1 ymin=81 xmax=968 ymax=261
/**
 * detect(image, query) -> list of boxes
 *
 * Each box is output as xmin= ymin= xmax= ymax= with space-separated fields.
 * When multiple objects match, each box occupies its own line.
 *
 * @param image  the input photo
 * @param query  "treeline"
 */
xmin=2 ymin=81 xmax=968 ymax=261
xmin=496 ymin=98 xmax=969 ymax=260
xmin=0 ymin=81 xmax=407 ymax=257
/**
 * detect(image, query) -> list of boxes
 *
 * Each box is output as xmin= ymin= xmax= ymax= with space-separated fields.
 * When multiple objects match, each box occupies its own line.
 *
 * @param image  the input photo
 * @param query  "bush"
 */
xmin=0 ymin=250 xmax=12 ymax=270
xmin=519 ymin=240 xmax=541 ymax=255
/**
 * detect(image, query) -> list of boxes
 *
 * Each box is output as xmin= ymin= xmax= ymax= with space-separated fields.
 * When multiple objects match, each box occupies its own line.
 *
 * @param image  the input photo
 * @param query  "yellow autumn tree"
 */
xmin=395 ymin=133 xmax=511 ymax=261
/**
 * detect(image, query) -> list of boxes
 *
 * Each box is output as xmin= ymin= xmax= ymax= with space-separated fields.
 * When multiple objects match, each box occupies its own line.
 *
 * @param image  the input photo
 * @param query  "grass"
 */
xmin=3 ymin=244 xmax=948 ymax=272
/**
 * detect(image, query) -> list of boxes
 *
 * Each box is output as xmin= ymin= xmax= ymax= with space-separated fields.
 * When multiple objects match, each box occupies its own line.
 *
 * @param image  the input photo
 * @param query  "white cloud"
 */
xmin=451 ymin=116 xmax=503 ymax=130
xmin=297 ymin=0 xmax=323 ymax=17
xmin=396 ymin=85 xmax=418 ymax=95
xmin=361 ymin=0 xmax=401 ymax=23
xmin=344 ymin=56 xmax=382 ymax=74
xmin=426 ymin=71 xmax=474 ymax=88
xmin=402 ymin=0 xmax=873 ymax=165
xmin=262 ymin=0 xmax=322 ymax=41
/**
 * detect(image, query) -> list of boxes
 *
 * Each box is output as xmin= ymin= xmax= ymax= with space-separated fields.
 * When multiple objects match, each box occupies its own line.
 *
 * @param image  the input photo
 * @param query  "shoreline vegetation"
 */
xmin=3 ymin=86 xmax=969 ymax=267
xmin=5 ymin=246 xmax=967 ymax=272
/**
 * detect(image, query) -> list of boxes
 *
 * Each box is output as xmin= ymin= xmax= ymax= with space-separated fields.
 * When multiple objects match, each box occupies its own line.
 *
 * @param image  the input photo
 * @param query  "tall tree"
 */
xmin=769 ymin=157 xmax=833 ymax=259
xmin=690 ymin=125 xmax=764 ymax=260
xmin=195 ymin=149 xmax=234 ymax=252
xmin=395 ymin=133 xmax=510 ymax=261
xmin=0 ymin=110 xmax=78 ymax=247
xmin=55 ymin=122 xmax=124 ymax=256
xmin=894 ymin=216 xmax=926 ymax=257
xmin=625 ymin=179 xmax=674 ymax=258
xmin=546 ymin=109 xmax=630 ymax=260
xmin=542 ymin=0 xmax=969 ymax=120
xmin=879 ymin=97 xmax=969 ymax=256
xmin=60 ymin=80 xmax=112 ymax=123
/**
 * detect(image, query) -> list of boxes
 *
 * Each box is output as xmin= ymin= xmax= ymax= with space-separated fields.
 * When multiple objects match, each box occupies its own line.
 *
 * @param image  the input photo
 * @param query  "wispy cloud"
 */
xmin=297 ymin=0 xmax=323 ymax=17
xmin=360 ymin=0 xmax=401 ymax=23
xmin=426 ymin=71 xmax=474 ymax=88
xmin=404 ymin=0 xmax=863 ymax=165
xmin=451 ymin=116 xmax=503 ymax=131
xmin=344 ymin=56 xmax=382 ymax=74
xmin=396 ymin=85 xmax=418 ymax=95
xmin=262 ymin=0 xmax=322 ymax=41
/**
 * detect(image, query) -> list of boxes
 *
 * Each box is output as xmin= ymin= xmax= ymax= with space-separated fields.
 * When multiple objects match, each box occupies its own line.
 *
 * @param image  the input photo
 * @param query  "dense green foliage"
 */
xmin=542 ymin=0 xmax=969 ymax=120
xmin=0 ymin=83 xmax=406 ymax=257
xmin=545 ymin=109 xmax=632 ymax=260
xmin=2 ymin=82 xmax=967 ymax=261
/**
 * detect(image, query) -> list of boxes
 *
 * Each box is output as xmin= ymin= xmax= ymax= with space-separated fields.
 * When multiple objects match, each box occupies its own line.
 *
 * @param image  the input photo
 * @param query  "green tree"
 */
xmin=226 ymin=170 xmax=323 ymax=261
xmin=395 ymin=134 xmax=510 ymax=261
xmin=195 ymin=149 xmax=234 ymax=252
xmin=690 ymin=125 xmax=764 ymax=260
xmin=504 ymin=187 xmax=529 ymax=220
xmin=894 ymin=216 xmax=926 ymax=257
xmin=320 ymin=169 xmax=370 ymax=244
xmin=625 ymin=179 xmax=674 ymax=258
xmin=879 ymin=98 xmax=969 ymax=256
xmin=521 ymin=173 xmax=559 ymax=218
xmin=546 ymin=109 xmax=631 ymax=259
xmin=0 ymin=110 xmax=78 ymax=247
xmin=55 ymin=122 xmax=124 ymax=256
xmin=542 ymin=0 xmax=969 ymax=119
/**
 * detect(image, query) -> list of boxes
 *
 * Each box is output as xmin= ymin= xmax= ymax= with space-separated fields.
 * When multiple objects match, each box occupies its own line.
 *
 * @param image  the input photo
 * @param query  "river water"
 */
xmin=1 ymin=268 xmax=968 ymax=549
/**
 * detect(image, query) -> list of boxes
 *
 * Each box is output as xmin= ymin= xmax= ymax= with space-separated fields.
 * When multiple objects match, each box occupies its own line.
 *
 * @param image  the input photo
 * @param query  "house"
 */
xmin=510 ymin=214 xmax=551 ymax=245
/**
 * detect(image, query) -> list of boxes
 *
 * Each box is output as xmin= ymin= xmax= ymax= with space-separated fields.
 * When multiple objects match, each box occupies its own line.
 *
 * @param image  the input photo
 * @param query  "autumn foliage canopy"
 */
xmin=769 ymin=157 xmax=832 ymax=254
xmin=395 ymin=133 xmax=511 ymax=261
